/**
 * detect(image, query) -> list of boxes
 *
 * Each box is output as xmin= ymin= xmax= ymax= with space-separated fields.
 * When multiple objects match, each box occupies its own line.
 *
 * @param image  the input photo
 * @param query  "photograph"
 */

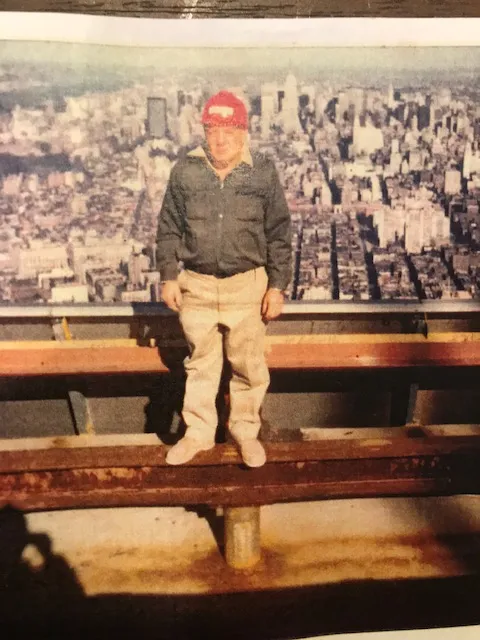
xmin=1 ymin=13 xmax=480 ymax=640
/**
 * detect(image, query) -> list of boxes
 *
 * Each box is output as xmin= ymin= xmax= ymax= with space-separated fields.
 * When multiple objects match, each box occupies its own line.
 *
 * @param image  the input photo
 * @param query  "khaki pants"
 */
xmin=178 ymin=266 xmax=270 ymax=445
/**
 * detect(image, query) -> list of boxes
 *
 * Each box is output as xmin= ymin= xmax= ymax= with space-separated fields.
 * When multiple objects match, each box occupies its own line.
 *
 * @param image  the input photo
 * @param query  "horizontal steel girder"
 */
xmin=1 ymin=434 xmax=480 ymax=511
xmin=1 ymin=339 xmax=480 ymax=377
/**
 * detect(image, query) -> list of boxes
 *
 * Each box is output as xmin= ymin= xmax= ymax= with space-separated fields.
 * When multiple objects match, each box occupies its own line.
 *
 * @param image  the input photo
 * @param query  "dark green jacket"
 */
xmin=155 ymin=146 xmax=292 ymax=290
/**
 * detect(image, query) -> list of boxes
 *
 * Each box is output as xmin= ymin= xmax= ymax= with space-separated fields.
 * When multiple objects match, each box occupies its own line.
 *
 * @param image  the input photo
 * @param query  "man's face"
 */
xmin=205 ymin=125 xmax=246 ymax=166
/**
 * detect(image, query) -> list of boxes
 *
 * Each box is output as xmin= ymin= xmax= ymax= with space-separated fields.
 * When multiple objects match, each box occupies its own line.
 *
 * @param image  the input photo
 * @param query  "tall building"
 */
xmin=315 ymin=95 xmax=327 ymax=123
xmin=445 ymin=169 xmax=462 ymax=195
xmin=336 ymin=91 xmax=349 ymax=122
xmin=177 ymin=97 xmax=196 ymax=147
xmin=147 ymin=97 xmax=168 ymax=139
xmin=438 ymin=87 xmax=452 ymax=108
xmin=417 ymin=105 xmax=430 ymax=130
xmin=261 ymin=82 xmax=278 ymax=110
xmin=409 ymin=151 xmax=423 ymax=171
xmin=429 ymin=103 xmax=437 ymax=130
xmin=405 ymin=209 xmax=424 ymax=254
xmin=300 ymin=84 xmax=316 ymax=106
xmin=349 ymin=87 xmax=365 ymax=115
xmin=341 ymin=181 xmax=356 ymax=207
xmin=388 ymin=152 xmax=402 ymax=175
xmin=261 ymin=94 xmax=275 ymax=139
xmin=321 ymin=182 xmax=332 ymax=207
xmin=387 ymin=83 xmax=395 ymax=109
xmin=352 ymin=115 xmax=384 ymax=156
xmin=375 ymin=206 xmax=406 ymax=248
xmin=463 ymin=142 xmax=473 ymax=179
xmin=282 ymin=73 xmax=302 ymax=134
xmin=128 ymin=251 xmax=150 ymax=288
xmin=405 ymin=202 xmax=450 ymax=253
xmin=371 ymin=175 xmax=383 ymax=202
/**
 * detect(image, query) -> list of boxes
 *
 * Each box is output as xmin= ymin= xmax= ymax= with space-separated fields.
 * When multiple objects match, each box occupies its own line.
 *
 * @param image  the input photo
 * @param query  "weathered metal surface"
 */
xmin=1 ymin=435 xmax=480 ymax=511
xmin=405 ymin=382 xmax=421 ymax=426
xmin=3 ymin=433 xmax=480 ymax=471
xmin=224 ymin=507 xmax=261 ymax=569
xmin=67 ymin=391 xmax=95 ymax=435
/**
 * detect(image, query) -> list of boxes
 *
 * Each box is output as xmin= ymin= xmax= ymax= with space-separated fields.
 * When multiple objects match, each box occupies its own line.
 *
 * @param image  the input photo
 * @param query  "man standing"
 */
xmin=156 ymin=90 xmax=292 ymax=467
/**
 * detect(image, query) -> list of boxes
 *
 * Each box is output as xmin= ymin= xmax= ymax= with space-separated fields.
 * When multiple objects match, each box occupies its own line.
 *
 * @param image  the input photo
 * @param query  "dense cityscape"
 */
xmin=1 ymin=46 xmax=480 ymax=304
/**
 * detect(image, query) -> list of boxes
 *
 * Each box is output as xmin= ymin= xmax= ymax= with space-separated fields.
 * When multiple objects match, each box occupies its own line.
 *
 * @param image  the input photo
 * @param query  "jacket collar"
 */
xmin=187 ymin=144 xmax=253 ymax=167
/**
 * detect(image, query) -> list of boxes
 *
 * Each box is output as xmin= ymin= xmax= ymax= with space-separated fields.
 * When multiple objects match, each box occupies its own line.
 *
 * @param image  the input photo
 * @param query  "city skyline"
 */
xmin=1 ymin=42 xmax=480 ymax=305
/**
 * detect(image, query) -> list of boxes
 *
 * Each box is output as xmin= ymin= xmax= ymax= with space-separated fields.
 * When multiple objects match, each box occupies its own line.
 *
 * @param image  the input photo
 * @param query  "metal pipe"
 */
xmin=224 ymin=506 xmax=262 ymax=569
xmin=1 ymin=299 xmax=480 ymax=318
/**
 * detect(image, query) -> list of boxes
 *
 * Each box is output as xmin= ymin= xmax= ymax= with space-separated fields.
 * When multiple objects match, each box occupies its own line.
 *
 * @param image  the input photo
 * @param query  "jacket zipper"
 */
xmin=217 ymin=177 xmax=225 ymax=273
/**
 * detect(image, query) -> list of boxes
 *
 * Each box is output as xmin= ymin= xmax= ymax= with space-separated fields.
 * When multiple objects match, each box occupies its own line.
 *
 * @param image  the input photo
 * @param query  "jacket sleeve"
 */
xmin=155 ymin=165 xmax=185 ymax=281
xmin=264 ymin=161 xmax=292 ymax=291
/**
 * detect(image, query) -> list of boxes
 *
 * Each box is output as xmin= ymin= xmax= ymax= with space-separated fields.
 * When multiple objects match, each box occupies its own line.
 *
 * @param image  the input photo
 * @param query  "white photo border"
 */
xmin=1 ymin=13 xmax=480 ymax=48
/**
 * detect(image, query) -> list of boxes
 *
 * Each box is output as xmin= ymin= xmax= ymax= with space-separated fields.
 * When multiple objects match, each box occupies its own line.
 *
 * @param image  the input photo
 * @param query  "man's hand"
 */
xmin=261 ymin=288 xmax=285 ymax=321
xmin=161 ymin=280 xmax=183 ymax=312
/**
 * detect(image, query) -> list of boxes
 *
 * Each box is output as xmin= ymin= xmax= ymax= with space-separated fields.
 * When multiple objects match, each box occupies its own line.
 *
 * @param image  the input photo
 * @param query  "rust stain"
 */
xmin=67 ymin=532 xmax=480 ymax=597
xmin=50 ymin=437 xmax=70 ymax=448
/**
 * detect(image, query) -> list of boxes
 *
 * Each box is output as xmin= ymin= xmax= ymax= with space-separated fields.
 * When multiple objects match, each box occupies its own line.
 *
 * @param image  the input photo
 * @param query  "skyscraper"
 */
xmin=352 ymin=115 xmax=384 ymax=156
xmin=147 ymin=97 xmax=168 ymax=139
xmin=261 ymin=95 xmax=275 ymax=139
xmin=445 ymin=169 xmax=462 ymax=196
xmin=375 ymin=206 xmax=406 ymax=248
xmin=405 ymin=201 xmax=450 ymax=253
xmin=282 ymin=73 xmax=302 ymax=135
xmin=463 ymin=142 xmax=473 ymax=179
xmin=387 ymin=83 xmax=395 ymax=109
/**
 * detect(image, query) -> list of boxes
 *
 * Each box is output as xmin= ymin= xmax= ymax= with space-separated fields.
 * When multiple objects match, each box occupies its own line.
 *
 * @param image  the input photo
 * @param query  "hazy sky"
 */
xmin=1 ymin=41 xmax=480 ymax=76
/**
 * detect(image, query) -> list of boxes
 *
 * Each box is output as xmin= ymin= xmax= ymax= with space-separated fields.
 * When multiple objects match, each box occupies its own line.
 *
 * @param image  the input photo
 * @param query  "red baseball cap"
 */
xmin=201 ymin=90 xmax=248 ymax=130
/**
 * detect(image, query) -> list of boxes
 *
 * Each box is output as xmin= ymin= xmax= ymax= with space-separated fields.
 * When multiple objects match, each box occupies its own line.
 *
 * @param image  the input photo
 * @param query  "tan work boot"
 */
xmin=236 ymin=439 xmax=266 ymax=468
xmin=165 ymin=436 xmax=215 ymax=465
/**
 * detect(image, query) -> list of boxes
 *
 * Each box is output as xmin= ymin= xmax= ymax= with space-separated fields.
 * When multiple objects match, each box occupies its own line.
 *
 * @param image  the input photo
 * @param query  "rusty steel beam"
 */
xmin=1 ymin=435 xmax=480 ymax=512
xmin=1 ymin=340 xmax=480 ymax=377
xmin=3 ymin=433 xmax=480 ymax=471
